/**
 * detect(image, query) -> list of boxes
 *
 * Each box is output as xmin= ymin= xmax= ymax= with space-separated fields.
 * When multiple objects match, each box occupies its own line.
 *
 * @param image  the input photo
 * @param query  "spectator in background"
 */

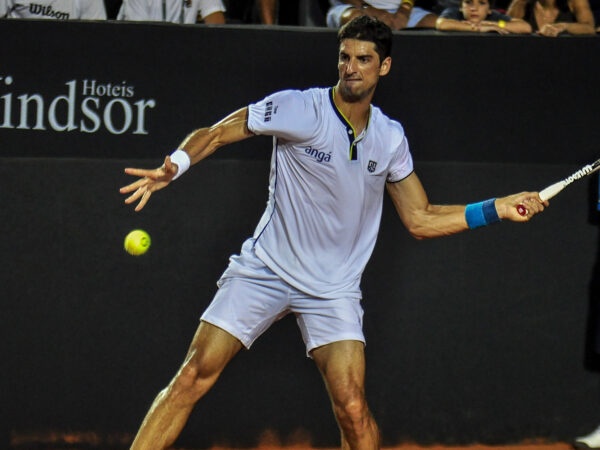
xmin=223 ymin=0 xmax=322 ymax=26
xmin=118 ymin=0 xmax=226 ymax=24
xmin=0 ymin=0 xmax=106 ymax=19
xmin=436 ymin=0 xmax=532 ymax=32
xmin=258 ymin=0 xmax=277 ymax=23
xmin=506 ymin=0 xmax=595 ymax=35
xmin=326 ymin=0 xmax=438 ymax=30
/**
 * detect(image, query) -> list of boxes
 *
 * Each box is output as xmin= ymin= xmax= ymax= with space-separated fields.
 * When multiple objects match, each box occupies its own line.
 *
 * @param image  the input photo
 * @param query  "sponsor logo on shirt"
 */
xmin=305 ymin=146 xmax=331 ymax=163
xmin=264 ymin=101 xmax=273 ymax=122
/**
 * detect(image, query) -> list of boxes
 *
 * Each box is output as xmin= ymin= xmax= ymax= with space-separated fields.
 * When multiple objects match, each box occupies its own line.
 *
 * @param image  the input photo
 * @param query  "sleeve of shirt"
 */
xmin=386 ymin=122 xmax=414 ymax=183
xmin=247 ymin=89 xmax=319 ymax=142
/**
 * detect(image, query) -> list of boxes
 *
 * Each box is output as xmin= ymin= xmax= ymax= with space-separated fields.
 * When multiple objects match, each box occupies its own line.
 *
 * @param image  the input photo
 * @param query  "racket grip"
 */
xmin=539 ymin=181 xmax=565 ymax=202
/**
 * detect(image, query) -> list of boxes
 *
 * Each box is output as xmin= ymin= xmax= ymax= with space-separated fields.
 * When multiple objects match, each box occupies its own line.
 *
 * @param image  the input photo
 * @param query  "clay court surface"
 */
xmin=7 ymin=444 xmax=577 ymax=450
xmin=204 ymin=445 xmax=574 ymax=450
xmin=8 ymin=430 xmax=576 ymax=450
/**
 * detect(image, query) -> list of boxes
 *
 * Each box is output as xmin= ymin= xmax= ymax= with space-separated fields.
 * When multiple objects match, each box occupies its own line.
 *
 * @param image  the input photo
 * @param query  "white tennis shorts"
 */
xmin=201 ymin=239 xmax=365 ymax=357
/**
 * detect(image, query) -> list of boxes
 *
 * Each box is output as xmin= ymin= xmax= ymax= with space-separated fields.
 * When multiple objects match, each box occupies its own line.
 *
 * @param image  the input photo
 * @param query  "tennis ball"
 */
xmin=124 ymin=229 xmax=151 ymax=256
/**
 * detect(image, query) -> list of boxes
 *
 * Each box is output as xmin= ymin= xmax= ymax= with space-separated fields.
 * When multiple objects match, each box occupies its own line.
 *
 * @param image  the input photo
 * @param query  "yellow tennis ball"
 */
xmin=124 ymin=229 xmax=151 ymax=256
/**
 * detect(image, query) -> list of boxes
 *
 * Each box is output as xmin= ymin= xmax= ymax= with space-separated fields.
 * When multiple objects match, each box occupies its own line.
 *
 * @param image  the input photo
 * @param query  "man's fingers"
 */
xmin=120 ymin=164 xmax=170 ymax=211
xmin=122 ymin=188 xmax=151 ymax=211
xmin=135 ymin=191 xmax=152 ymax=211
xmin=120 ymin=177 xmax=149 ymax=194
xmin=124 ymin=188 xmax=145 ymax=205
xmin=124 ymin=167 xmax=158 ymax=178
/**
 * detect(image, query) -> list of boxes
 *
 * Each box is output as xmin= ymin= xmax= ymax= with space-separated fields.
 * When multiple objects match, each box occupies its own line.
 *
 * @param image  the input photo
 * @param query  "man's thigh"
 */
xmin=183 ymin=321 xmax=244 ymax=374
xmin=311 ymin=339 xmax=367 ymax=389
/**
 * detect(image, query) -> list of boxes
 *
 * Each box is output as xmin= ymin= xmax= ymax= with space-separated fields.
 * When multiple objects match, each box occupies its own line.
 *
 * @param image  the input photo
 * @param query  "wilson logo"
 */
xmin=27 ymin=4 xmax=70 ymax=20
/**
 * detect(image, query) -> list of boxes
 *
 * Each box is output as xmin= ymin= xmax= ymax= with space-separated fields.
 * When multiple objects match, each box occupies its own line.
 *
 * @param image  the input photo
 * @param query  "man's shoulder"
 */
xmin=371 ymin=105 xmax=404 ymax=135
xmin=264 ymin=86 xmax=329 ymax=102
xmin=281 ymin=86 xmax=330 ymax=98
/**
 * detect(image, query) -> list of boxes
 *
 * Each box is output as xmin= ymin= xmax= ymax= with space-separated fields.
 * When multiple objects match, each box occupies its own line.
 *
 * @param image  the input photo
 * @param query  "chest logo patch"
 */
xmin=367 ymin=160 xmax=377 ymax=173
xmin=305 ymin=146 xmax=332 ymax=163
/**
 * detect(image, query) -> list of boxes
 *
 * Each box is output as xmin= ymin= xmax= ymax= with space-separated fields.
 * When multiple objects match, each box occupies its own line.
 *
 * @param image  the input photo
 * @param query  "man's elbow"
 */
xmin=405 ymin=218 xmax=453 ymax=240
xmin=405 ymin=222 xmax=430 ymax=240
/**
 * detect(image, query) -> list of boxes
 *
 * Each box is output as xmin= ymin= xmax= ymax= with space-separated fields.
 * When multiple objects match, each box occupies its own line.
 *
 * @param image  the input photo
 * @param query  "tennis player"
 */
xmin=120 ymin=15 xmax=547 ymax=450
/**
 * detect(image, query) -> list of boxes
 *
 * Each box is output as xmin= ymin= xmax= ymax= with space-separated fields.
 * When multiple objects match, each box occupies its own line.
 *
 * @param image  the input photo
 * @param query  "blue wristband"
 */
xmin=465 ymin=199 xmax=500 ymax=229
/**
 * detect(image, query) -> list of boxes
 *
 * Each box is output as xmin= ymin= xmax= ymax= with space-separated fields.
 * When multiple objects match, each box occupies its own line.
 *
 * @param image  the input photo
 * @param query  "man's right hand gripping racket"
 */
xmin=516 ymin=158 xmax=600 ymax=216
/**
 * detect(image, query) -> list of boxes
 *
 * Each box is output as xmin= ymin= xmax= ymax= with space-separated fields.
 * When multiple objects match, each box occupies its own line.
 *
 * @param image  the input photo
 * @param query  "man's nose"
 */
xmin=345 ymin=58 xmax=357 ymax=73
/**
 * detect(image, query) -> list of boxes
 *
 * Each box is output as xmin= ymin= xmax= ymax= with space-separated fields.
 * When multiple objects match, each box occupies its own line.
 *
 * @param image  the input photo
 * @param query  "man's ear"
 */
xmin=379 ymin=56 xmax=392 ymax=76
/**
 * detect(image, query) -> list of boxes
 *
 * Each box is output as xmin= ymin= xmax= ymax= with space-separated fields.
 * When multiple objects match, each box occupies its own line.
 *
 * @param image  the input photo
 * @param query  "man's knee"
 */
xmin=332 ymin=388 xmax=371 ymax=430
xmin=169 ymin=346 xmax=231 ymax=404
xmin=163 ymin=322 xmax=242 ymax=406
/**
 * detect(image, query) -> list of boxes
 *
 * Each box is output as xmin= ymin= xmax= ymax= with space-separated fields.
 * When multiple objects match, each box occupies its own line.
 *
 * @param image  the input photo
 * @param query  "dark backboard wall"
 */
xmin=1 ymin=20 xmax=599 ymax=448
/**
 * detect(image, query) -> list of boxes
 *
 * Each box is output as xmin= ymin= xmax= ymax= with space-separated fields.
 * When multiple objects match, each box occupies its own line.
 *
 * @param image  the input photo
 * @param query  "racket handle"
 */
xmin=539 ymin=181 xmax=566 ymax=202
xmin=516 ymin=180 xmax=566 ymax=215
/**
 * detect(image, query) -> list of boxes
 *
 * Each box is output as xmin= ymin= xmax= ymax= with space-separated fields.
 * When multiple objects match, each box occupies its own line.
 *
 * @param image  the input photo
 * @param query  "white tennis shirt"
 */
xmin=247 ymin=87 xmax=414 ymax=299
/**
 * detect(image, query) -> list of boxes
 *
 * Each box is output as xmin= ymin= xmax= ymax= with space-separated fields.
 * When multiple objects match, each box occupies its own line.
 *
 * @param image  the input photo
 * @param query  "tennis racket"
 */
xmin=516 ymin=158 xmax=600 ymax=216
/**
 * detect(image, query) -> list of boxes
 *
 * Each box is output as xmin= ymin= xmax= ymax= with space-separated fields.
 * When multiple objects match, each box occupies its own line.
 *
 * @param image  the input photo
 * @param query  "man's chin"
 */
xmin=339 ymin=86 xmax=370 ymax=103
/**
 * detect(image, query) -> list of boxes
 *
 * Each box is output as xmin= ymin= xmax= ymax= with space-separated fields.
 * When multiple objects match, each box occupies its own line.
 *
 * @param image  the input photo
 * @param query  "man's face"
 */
xmin=337 ymin=39 xmax=391 ymax=103
xmin=461 ymin=0 xmax=491 ymax=23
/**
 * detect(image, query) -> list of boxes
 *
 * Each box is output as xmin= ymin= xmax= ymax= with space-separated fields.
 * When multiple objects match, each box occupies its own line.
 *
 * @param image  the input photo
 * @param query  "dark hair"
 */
xmin=337 ymin=15 xmax=393 ymax=62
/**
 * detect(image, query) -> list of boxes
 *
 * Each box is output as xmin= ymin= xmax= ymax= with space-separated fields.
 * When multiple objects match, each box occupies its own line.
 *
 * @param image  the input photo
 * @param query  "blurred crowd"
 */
xmin=0 ymin=0 xmax=598 ymax=35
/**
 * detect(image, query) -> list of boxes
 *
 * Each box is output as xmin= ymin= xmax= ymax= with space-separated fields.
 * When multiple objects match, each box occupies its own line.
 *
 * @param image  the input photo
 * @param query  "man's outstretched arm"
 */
xmin=119 ymin=107 xmax=253 ymax=211
xmin=386 ymin=172 xmax=547 ymax=240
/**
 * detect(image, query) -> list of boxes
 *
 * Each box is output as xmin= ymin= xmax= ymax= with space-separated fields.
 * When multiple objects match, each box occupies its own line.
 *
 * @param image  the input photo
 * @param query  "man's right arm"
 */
xmin=120 ymin=107 xmax=253 ymax=211
xmin=177 ymin=107 xmax=253 ymax=168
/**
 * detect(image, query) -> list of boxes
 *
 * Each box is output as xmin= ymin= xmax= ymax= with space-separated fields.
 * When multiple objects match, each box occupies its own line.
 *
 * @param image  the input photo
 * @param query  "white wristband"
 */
xmin=169 ymin=149 xmax=191 ymax=180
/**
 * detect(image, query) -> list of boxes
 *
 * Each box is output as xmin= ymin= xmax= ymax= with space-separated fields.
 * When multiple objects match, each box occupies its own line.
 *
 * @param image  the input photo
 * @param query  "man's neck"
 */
xmin=333 ymin=85 xmax=372 ymax=135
